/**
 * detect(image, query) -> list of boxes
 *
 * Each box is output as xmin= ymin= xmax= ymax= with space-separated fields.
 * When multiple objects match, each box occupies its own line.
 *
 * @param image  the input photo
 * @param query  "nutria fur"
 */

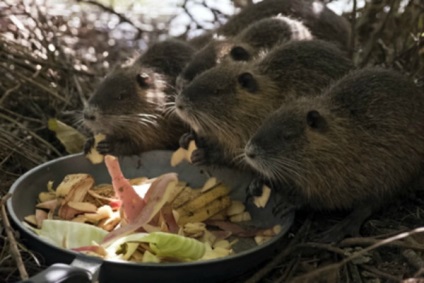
xmin=178 ymin=15 xmax=313 ymax=87
xmin=244 ymin=68 xmax=424 ymax=238
xmin=83 ymin=39 xmax=195 ymax=156
xmin=175 ymin=40 xmax=353 ymax=168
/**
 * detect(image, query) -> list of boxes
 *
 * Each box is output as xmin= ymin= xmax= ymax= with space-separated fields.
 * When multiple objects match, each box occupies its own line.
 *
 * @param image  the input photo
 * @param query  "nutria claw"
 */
xmin=179 ymin=132 xmax=196 ymax=149
xmin=96 ymin=138 xmax=114 ymax=155
xmin=190 ymin=148 xmax=209 ymax=166
xmin=190 ymin=140 xmax=223 ymax=167
xmin=247 ymin=178 xmax=265 ymax=198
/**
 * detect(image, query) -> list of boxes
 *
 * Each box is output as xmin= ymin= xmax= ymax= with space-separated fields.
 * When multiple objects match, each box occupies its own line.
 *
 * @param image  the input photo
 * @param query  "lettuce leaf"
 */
xmin=104 ymin=232 xmax=206 ymax=261
xmin=33 ymin=220 xmax=206 ymax=262
xmin=139 ymin=232 xmax=206 ymax=260
xmin=36 ymin=219 xmax=108 ymax=249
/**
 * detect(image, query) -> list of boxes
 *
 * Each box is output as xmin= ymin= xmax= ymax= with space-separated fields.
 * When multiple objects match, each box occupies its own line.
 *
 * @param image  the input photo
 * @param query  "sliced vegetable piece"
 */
xmin=253 ymin=184 xmax=271 ymax=208
xmin=55 ymin=174 xmax=94 ymax=199
xmin=102 ymin=173 xmax=178 ymax=244
xmin=170 ymin=147 xmax=187 ymax=167
xmin=104 ymin=155 xmax=146 ymax=223
xmin=86 ymin=133 xmax=106 ymax=164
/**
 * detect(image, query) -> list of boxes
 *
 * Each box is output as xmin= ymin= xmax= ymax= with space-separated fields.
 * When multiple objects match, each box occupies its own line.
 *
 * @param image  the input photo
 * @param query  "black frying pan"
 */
xmin=7 ymin=150 xmax=294 ymax=283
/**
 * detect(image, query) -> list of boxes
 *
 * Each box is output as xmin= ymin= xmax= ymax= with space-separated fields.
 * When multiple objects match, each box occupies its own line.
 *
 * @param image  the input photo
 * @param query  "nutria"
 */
xmin=217 ymin=0 xmax=349 ymax=49
xmin=178 ymin=15 xmax=313 ymax=88
xmin=175 ymin=40 xmax=353 ymax=168
xmin=178 ymin=0 xmax=351 ymax=86
xmin=244 ymin=67 xmax=424 ymax=240
xmin=83 ymin=39 xmax=196 ymax=156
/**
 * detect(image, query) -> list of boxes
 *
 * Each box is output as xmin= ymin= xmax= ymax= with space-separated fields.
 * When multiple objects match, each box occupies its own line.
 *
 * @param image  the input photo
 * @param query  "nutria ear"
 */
xmin=230 ymin=46 xmax=251 ymax=61
xmin=306 ymin=110 xmax=327 ymax=129
xmin=136 ymin=73 xmax=151 ymax=88
xmin=238 ymin=72 xmax=258 ymax=93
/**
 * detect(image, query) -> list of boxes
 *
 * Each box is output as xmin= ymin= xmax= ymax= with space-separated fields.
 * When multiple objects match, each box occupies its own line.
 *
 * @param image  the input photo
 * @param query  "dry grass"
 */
xmin=0 ymin=0 xmax=423 ymax=282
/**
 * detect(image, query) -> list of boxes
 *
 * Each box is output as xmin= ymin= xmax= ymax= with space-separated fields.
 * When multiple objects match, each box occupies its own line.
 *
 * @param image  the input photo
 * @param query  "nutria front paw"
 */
xmin=247 ymin=178 xmax=265 ymax=198
xmin=179 ymin=132 xmax=196 ymax=149
xmin=190 ymin=148 xmax=210 ymax=166
xmin=96 ymin=138 xmax=114 ymax=155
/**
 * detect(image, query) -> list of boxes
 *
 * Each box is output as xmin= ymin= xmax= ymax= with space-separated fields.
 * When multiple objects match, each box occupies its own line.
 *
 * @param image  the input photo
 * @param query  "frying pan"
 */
xmin=7 ymin=150 xmax=294 ymax=283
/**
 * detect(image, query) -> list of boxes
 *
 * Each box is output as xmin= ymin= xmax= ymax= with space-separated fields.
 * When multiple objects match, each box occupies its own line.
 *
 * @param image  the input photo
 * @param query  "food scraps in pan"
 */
xmin=24 ymin=148 xmax=277 ymax=263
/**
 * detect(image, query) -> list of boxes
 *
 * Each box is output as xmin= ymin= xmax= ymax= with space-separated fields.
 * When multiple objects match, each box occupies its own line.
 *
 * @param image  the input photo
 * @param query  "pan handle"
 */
xmin=19 ymin=255 xmax=102 ymax=283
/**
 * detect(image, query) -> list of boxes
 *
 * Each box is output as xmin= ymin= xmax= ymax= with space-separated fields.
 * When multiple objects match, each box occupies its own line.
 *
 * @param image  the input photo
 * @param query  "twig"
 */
xmin=75 ymin=0 xmax=149 ymax=36
xmin=0 ymin=112 xmax=62 ymax=157
xmin=180 ymin=0 xmax=209 ymax=30
xmin=402 ymin=249 xmax=424 ymax=270
xmin=361 ymin=264 xmax=402 ymax=282
xmin=339 ymin=236 xmax=424 ymax=251
xmin=0 ymin=193 xmax=28 ymax=280
xmin=359 ymin=0 xmax=397 ymax=67
xmin=0 ymin=83 xmax=21 ymax=106
xmin=298 ymin=242 xmax=347 ymax=257
xmin=200 ymin=0 xmax=228 ymax=23
xmin=0 ymin=107 xmax=44 ymax=124
xmin=290 ymin=227 xmax=424 ymax=282
xmin=275 ymin=256 xmax=301 ymax=283
xmin=0 ymin=65 xmax=68 ymax=103
xmin=348 ymin=262 xmax=363 ymax=283
xmin=413 ymin=267 xmax=424 ymax=278
xmin=350 ymin=0 xmax=357 ymax=59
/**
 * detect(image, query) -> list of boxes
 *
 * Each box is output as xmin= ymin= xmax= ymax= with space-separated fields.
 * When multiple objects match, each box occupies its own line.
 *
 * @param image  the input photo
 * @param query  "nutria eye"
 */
xmin=117 ymin=92 xmax=124 ymax=100
xmin=136 ymin=73 xmax=151 ymax=88
xmin=230 ymin=46 xmax=251 ymax=61
xmin=238 ymin=72 xmax=258 ymax=93
xmin=306 ymin=110 xmax=326 ymax=129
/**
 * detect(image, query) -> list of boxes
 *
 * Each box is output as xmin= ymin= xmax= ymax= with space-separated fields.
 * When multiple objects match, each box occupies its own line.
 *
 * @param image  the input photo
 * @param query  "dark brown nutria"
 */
xmin=178 ymin=15 xmax=313 ymax=88
xmin=217 ymin=0 xmax=350 ymax=49
xmin=82 ymin=39 xmax=196 ymax=156
xmin=178 ymin=0 xmax=351 ymax=87
xmin=175 ymin=40 xmax=353 ymax=168
xmin=244 ymin=67 xmax=424 ymax=240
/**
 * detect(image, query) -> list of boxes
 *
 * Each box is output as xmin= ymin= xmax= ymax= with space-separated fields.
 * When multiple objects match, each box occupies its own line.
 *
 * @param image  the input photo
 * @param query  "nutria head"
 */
xmin=83 ymin=65 xmax=168 ymax=137
xmin=175 ymin=61 xmax=281 ymax=157
xmin=177 ymin=39 xmax=236 ymax=91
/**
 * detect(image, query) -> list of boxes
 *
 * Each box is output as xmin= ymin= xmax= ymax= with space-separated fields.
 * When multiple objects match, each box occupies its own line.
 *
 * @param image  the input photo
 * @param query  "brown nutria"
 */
xmin=178 ymin=0 xmax=351 ymax=86
xmin=217 ymin=0 xmax=349 ymax=48
xmin=175 ymin=40 xmax=353 ymax=168
xmin=178 ymin=15 xmax=313 ymax=88
xmin=244 ymin=67 xmax=424 ymax=240
xmin=82 ymin=39 xmax=196 ymax=156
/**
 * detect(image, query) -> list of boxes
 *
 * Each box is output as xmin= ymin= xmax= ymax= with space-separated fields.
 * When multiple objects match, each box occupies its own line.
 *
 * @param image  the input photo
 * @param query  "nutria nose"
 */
xmin=245 ymin=143 xmax=257 ymax=159
xmin=83 ymin=111 xmax=96 ymax=121
xmin=246 ymin=152 xmax=256 ymax=159
xmin=175 ymin=100 xmax=184 ymax=111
